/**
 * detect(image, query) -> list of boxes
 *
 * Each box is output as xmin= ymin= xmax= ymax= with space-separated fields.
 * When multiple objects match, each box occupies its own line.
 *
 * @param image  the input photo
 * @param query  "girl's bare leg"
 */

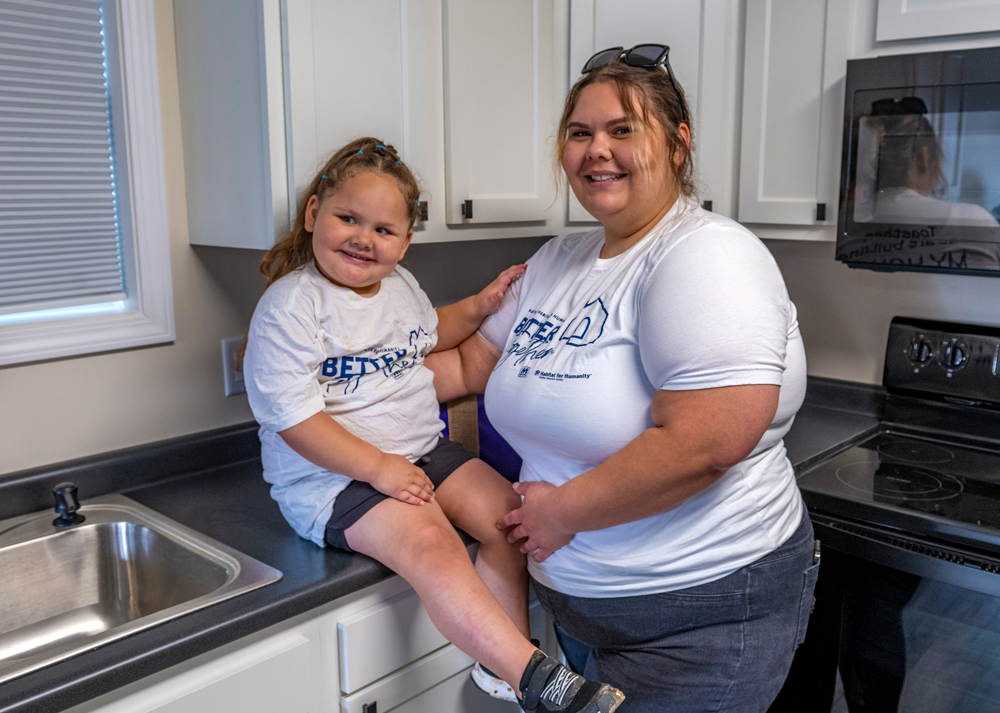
xmin=432 ymin=459 xmax=530 ymax=640
xmin=345 ymin=497 xmax=536 ymax=691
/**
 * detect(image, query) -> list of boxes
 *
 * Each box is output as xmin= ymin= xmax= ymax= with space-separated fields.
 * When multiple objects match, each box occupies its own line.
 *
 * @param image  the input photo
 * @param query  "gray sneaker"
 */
xmin=519 ymin=651 xmax=625 ymax=713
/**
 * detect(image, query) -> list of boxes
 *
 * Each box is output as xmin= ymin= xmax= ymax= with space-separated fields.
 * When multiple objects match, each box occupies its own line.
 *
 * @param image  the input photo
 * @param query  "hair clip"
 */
xmin=321 ymin=174 xmax=327 ymax=179
xmin=375 ymin=144 xmax=386 ymax=149
xmin=357 ymin=150 xmax=363 ymax=154
xmin=396 ymin=161 xmax=401 ymax=164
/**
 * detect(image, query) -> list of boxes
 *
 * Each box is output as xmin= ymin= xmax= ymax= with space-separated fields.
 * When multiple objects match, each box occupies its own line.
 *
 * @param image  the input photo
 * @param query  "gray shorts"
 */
xmin=323 ymin=437 xmax=474 ymax=551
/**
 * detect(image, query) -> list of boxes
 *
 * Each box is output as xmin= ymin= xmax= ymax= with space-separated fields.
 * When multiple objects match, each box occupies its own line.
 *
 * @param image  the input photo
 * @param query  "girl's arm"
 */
xmin=278 ymin=412 xmax=435 ymax=506
xmin=432 ymin=264 xmax=525 ymax=352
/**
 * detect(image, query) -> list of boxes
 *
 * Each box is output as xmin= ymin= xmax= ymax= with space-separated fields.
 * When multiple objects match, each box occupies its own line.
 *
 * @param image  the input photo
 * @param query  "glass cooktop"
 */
xmin=797 ymin=432 xmax=1000 ymax=533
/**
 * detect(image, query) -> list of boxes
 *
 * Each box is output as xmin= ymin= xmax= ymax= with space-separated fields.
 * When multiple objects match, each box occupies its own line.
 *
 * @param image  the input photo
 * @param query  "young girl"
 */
xmin=243 ymin=137 xmax=624 ymax=713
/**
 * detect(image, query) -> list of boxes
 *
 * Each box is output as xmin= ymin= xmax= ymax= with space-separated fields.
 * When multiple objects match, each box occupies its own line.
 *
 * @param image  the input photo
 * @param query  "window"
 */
xmin=0 ymin=0 xmax=173 ymax=366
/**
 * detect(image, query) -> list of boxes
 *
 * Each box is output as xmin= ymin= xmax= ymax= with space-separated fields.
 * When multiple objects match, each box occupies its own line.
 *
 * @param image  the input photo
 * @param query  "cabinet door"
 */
xmin=442 ymin=0 xmax=558 ymax=224
xmin=567 ymin=0 xmax=742 ymax=220
xmin=738 ymin=0 xmax=849 ymax=227
xmin=67 ymin=629 xmax=318 ymax=713
xmin=284 ymin=0 xmax=440 ymax=203
xmin=175 ymin=0 xmax=289 ymax=249
xmin=876 ymin=0 xmax=1000 ymax=42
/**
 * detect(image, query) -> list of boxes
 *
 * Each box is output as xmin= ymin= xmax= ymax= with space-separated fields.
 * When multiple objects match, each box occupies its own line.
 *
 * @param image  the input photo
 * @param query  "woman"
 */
xmin=429 ymin=44 xmax=816 ymax=712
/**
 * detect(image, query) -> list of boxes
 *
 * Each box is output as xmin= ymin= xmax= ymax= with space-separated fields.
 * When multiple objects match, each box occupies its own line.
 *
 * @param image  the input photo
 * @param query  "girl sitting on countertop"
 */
xmin=242 ymin=137 xmax=625 ymax=713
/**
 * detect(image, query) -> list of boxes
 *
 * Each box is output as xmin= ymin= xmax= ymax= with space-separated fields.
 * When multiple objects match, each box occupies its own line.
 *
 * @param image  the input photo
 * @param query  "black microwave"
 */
xmin=837 ymin=47 xmax=1000 ymax=276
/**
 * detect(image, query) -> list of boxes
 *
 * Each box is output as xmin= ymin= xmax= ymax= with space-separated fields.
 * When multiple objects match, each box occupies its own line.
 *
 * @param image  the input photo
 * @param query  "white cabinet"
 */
xmin=876 ymin=0 xmax=1000 ymax=42
xmin=175 ymin=0 xmax=566 ymax=249
xmin=567 ymin=0 xmax=743 ymax=220
xmin=283 ymin=0 xmax=442 ymax=207
xmin=66 ymin=574 xmax=556 ymax=713
xmin=174 ymin=0 xmax=289 ymax=249
xmin=442 ymin=0 xmax=559 ymax=224
xmin=738 ymin=0 xmax=849 ymax=233
xmin=63 ymin=624 xmax=322 ymax=713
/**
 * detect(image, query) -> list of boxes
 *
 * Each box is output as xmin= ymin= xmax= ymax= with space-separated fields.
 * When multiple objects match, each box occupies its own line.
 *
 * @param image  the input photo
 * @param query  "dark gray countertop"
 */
xmin=0 ymin=377 xmax=884 ymax=713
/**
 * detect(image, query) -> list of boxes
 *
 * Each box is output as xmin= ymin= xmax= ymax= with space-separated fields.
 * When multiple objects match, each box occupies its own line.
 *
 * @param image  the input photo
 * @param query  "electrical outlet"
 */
xmin=221 ymin=337 xmax=246 ymax=396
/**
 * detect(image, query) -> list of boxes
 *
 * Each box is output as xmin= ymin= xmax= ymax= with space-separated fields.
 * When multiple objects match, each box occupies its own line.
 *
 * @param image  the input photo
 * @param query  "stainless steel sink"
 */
xmin=0 ymin=494 xmax=282 ymax=685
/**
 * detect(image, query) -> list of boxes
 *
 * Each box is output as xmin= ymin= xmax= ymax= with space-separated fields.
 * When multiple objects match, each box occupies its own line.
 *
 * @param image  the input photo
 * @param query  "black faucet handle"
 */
xmin=53 ymin=482 xmax=85 ymax=527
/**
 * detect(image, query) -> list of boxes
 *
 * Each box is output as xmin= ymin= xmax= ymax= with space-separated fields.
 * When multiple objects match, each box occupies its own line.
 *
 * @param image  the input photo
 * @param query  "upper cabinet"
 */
xmin=442 ymin=0 xmax=559 ymax=224
xmin=567 ymin=0 xmax=743 ymax=221
xmin=283 ymin=0 xmax=441 ymax=204
xmin=174 ymin=0 xmax=289 ymax=250
xmin=876 ymin=0 xmax=1000 ymax=42
xmin=738 ymin=0 xmax=849 ymax=231
xmin=176 ymin=0 xmax=564 ymax=249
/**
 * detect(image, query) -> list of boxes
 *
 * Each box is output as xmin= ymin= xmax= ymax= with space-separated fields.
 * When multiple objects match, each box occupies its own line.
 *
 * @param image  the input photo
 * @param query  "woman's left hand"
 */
xmin=498 ymin=481 xmax=573 ymax=562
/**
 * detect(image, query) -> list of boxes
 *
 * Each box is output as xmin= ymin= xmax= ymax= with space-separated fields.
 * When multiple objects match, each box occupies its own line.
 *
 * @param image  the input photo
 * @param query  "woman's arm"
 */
xmin=432 ymin=264 xmax=525 ymax=352
xmin=424 ymin=332 xmax=502 ymax=403
xmin=501 ymin=383 xmax=779 ymax=561
xmin=279 ymin=412 xmax=435 ymax=506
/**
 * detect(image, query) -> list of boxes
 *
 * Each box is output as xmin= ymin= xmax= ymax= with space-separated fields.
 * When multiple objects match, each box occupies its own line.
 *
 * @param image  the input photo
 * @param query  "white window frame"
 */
xmin=0 ymin=0 xmax=173 ymax=366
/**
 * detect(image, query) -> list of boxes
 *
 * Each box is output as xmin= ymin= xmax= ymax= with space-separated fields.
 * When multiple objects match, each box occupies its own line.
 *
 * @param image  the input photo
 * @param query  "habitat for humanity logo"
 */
xmin=533 ymin=370 xmax=591 ymax=382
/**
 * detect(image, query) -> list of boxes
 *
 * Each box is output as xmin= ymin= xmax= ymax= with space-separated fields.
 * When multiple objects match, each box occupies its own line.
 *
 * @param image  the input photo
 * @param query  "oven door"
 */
xmin=772 ymin=512 xmax=1000 ymax=713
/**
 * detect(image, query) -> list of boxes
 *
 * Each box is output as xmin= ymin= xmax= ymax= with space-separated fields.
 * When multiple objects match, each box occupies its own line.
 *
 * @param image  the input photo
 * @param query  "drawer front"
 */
xmin=341 ymin=644 xmax=519 ymax=713
xmin=338 ymin=586 xmax=449 ymax=693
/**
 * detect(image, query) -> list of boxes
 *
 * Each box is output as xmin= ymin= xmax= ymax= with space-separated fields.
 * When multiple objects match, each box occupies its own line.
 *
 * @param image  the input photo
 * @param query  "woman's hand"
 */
xmin=473 ymin=263 xmax=526 ymax=319
xmin=498 ymin=481 xmax=574 ymax=562
xmin=369 ymin=453 xmax=435 ymax=506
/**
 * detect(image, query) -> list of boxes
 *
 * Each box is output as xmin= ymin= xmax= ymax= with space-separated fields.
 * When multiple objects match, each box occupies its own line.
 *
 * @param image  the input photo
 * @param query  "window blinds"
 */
xmin=0 ymin=0 xmax=126 ymax=315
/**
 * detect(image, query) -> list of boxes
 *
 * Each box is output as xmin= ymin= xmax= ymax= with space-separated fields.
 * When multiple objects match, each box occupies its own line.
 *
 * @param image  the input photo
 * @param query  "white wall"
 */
xmin=0 ymin=0 xmax=261 ymax=476
xmin=766 ymin=239 xmax=1000 ymax=384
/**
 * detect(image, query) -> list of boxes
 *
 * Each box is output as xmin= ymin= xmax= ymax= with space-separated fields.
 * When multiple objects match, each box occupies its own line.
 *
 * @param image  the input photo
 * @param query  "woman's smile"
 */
xmin=561 ymin=81 xmax=679 ymax=254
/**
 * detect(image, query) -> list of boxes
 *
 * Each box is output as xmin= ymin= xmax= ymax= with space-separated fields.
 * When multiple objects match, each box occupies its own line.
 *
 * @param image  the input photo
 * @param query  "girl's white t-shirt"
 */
xmin=480 ymin=201 xmax=807 ymax=597
xmin=244 ymin=263 xmax=443 ymax=546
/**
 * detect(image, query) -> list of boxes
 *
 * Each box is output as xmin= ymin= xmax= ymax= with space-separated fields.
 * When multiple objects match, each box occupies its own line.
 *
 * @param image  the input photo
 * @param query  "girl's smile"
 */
xmin=304 ymin=171 xmax=413 ymax=298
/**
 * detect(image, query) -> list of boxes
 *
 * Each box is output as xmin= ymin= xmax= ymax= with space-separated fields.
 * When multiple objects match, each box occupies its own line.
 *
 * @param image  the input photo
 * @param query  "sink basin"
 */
xmin=0 ymin=494 xmax=282 ymax=685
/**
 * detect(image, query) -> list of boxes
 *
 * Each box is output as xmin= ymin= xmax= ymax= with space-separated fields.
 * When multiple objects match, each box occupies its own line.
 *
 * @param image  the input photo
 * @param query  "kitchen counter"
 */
xmin=0 ymin=376 xmax=884 ymax=713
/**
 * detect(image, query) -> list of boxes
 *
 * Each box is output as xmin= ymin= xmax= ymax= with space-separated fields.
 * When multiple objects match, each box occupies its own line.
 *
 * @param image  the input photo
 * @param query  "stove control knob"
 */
xmin=906 ymin=337 xmax=934 ymax=365
xmin=940 ymin=340 xmax=969 ymax=370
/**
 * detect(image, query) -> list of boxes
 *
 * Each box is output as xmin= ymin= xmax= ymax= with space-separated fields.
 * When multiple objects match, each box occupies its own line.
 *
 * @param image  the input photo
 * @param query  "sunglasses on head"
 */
xmin=581 ymin=44 xmax=689 ymax=124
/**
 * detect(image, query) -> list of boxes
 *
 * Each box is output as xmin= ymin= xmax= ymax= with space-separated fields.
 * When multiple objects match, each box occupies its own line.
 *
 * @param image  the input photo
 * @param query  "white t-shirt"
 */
xmin=244 ymin=263 xmax=443 ymax=545
xmin=480 ymin=200 xmax=807 ymax=597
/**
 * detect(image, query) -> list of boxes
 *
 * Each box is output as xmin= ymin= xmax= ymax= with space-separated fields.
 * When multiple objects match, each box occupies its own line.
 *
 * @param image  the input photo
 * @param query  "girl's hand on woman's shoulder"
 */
xmin=498 ymin=481 xmax=574 ymax=562
xmin=370 ymin=453 xmax=436 ymax=506
xmin=474 ymin=263 xmax=526 ymax=319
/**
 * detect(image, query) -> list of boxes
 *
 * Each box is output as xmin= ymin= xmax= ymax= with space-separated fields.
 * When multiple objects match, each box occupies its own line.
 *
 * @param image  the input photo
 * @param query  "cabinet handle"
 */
xmin=363 ymin=703 xmax=377 ymax=713
xmin=816 ymin=203 xmax=827 ymax=221
xmin=462 ymin=199 xmax=473 ymax=219
xmin=702 ymin=200 xmax=713 ymax=212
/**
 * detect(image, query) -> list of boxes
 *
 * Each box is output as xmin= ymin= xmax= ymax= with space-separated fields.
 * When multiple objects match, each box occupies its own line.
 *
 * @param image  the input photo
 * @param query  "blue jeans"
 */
xmin=532 ymin=512 xmax=819 ymax=713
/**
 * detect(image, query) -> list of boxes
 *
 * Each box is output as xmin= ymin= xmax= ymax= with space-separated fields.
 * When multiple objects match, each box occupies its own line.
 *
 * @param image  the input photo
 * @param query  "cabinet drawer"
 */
xmin=338 ymin=586 xmax=448 ymax=693
xmin=341 ymin=645 xmax=519 ymax=713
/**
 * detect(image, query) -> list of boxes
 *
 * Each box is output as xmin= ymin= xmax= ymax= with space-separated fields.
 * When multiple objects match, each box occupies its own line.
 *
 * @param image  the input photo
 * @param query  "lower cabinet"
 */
xmin=65 ymin=573 xmax=555 ymax=713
